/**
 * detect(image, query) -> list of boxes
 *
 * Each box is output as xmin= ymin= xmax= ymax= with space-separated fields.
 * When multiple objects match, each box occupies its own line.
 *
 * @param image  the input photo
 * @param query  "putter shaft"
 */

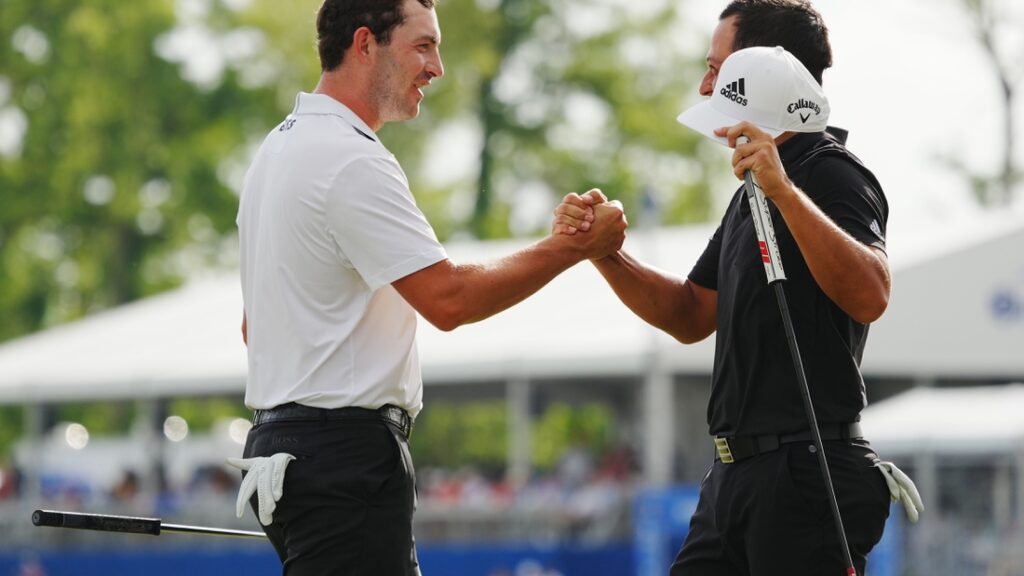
xmin=32 ymin=509 xmax=266 ymax=539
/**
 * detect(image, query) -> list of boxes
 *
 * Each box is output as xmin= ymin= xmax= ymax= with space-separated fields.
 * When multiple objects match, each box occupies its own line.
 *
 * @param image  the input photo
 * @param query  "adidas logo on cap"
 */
xmin=720 ymin=78 xmax=748 ymax=106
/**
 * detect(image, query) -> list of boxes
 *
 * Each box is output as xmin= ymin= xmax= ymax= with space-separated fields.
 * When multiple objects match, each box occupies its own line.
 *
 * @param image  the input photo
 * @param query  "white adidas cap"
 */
xmin=677 ymin=45 xmax=830 ymax=146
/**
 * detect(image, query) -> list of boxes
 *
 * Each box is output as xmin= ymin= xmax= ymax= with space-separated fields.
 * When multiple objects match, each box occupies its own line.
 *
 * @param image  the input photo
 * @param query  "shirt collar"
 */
xmin=291 ymin=92 xmax=377 ymax=142
xmin=777 ymin=126 xmax=847 ymax=166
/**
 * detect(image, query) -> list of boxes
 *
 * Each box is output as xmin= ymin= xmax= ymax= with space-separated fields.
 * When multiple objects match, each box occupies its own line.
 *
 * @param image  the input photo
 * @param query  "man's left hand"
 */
xmin=714 ymin=122 xmax=793 ymax=202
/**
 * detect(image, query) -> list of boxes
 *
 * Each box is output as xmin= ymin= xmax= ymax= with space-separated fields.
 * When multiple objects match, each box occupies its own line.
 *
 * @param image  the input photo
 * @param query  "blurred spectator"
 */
xmin=555 ymin=442 xmax=593 ymax=491
xmin=0 ymin=463 xmax=22 ymax=500
xmin=189 ymin=464 xmax=239 ymax=496
xmin=111 ymin=470 xmax=139 ymax=501
xmin=595 ymin=444 xmax=637 ymax=482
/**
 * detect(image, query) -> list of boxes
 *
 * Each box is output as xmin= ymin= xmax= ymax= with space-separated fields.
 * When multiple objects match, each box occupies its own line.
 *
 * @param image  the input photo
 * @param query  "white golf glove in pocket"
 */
xmin=875 ymin=460 xmax=924 ymax=523
xmin=227 ymin=452 xmax=296 ymax=526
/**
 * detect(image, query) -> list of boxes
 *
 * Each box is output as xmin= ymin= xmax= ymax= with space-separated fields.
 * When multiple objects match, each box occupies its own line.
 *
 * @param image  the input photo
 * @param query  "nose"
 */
xmin=427 ymin=50 xmax=444 ymax=80
xmin=699 ymin=70 xmax=715 ymax=97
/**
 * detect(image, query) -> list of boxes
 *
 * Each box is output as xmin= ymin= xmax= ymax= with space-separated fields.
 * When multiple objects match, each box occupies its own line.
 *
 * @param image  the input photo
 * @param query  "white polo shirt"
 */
xmin=237 ymin=92 xmax=447 ymax=417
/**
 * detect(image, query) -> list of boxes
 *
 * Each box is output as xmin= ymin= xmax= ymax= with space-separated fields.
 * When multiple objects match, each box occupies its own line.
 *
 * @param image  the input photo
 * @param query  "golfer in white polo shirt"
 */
xmin=229 ymin=0 xmax=628 ymax=574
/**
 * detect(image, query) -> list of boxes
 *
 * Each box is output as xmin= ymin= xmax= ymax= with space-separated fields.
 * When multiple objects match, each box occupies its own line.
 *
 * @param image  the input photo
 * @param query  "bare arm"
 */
xmin=769 ymin=190 xmax=890 ymax=322
xmin=592 ymin=251 xmax=717 ymax=344
xmin=393 ymin=200 xmax=628 ymax=331
xmin=553 ymin=192 xmax=717 ymax=343
xmin=717 ymin=123 xmax=890 ymax=323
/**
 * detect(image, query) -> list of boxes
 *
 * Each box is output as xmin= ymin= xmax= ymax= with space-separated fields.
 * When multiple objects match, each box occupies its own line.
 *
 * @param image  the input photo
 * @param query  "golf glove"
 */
xmin=875 ymin=460 xmax=924 ymax=523
xmin=226 ymin=452 xmax=295 ymax=526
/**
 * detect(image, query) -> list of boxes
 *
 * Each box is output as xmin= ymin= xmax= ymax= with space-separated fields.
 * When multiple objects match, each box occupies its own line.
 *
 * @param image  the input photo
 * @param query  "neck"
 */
xmin=314 ymin=71 xmax=381 ymax=131
xmin=774 ymin=131 xmax=797 ymax=146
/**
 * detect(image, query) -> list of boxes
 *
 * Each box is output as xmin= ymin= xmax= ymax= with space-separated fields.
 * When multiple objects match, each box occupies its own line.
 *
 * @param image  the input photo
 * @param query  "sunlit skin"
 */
xmin=700 ymin=15 xmax=738 ymax=98
xmin=368 ymin=3 xmax=444 ymax=126
xmin=314 ymin=0 xmax=444 ymax=132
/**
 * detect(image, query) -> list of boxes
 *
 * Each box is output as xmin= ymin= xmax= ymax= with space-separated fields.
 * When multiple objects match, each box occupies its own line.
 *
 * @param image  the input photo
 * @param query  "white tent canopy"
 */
xmin=0 ymin=212 xmax=1022 ymax=404
xmin=861 ymin=384 xmax=1024 ymax=456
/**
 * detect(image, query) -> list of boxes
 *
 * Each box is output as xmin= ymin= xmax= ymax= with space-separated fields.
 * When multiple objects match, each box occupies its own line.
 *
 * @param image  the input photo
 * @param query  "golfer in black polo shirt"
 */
xmin=553 ymin=2 xmax=921 ymax=574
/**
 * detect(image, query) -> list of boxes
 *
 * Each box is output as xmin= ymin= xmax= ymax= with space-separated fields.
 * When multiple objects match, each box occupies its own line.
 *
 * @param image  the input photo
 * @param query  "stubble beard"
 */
xmin=370 ymin=49 xmax=419 ymax=125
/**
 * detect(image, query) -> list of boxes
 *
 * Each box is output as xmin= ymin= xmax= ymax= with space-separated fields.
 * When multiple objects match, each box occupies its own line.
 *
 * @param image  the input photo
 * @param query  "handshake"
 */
xmin=550 ymin=188 xmax=629 ymax=261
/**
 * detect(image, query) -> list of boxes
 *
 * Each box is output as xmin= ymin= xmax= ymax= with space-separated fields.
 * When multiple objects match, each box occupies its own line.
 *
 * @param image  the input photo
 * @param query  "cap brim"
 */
xmin=676 ymin=100 xmax=783 ymax=146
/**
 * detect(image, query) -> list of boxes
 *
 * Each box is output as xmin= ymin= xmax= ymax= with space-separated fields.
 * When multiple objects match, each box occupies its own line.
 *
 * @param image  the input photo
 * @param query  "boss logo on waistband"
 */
xmin=271 ymin=436 xmax=300 ymax=448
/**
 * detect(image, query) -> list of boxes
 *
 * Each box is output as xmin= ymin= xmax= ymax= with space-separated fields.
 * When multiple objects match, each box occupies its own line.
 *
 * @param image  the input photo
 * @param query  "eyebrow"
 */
xmin=414 ymin=34 xmax=440 ymax=45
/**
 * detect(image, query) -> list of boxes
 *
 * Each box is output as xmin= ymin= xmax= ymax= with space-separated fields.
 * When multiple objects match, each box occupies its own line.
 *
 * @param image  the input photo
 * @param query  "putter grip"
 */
xmin=32 ymin=509 xmax=161 ymax=536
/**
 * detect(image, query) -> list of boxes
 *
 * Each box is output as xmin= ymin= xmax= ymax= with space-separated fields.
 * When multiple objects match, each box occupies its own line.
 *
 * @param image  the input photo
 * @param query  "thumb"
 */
xmin=581 ymin=188 xmax=608 ymax=205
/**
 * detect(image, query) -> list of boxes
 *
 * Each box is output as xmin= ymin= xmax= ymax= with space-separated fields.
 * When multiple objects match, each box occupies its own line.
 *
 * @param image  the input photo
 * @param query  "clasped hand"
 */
xmin=551 ymin=189 xmax=628 ymax=259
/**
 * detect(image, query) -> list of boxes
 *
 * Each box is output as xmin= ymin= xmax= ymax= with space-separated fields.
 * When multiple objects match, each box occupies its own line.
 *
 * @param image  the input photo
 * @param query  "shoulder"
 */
xmin=802 ymin=145 xmax=885 ymax=202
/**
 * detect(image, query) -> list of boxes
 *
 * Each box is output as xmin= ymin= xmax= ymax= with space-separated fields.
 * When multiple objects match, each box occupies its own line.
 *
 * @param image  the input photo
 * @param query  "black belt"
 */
xmin=252 ymin=403 xmax=414 ymax=440
xmin=713 ymin=422 xmax=863 ymax=464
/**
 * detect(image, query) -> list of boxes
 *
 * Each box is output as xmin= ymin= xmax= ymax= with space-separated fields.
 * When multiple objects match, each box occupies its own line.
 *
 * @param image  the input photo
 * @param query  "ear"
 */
xmin=351 ymin=26 xmax=376 ymax=64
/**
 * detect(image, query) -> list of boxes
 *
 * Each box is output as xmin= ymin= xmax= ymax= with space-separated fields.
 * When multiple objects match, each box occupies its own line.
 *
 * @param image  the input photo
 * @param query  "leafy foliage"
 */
xmin=409 ymin=400 xmax=618 ymax=472
xmin=0 ymin=0 xmax=713 ymax=345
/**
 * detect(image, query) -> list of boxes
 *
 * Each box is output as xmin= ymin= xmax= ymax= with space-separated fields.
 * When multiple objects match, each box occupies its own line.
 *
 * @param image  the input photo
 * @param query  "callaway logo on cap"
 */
xmin=676 ymin=45 xmax=830 ymax=146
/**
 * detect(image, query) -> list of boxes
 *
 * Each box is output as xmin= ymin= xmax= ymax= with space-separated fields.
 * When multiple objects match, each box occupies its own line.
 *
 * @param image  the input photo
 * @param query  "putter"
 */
xmin=32 ymin=509 xmax=267 ymax=540
xmin=740 ymin=138 xmax=857 ymax=576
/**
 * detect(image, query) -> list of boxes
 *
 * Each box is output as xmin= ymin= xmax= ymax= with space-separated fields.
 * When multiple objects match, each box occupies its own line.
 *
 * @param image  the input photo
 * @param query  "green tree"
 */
xmin=0 ymin=0 xmax=283 ymax=341
xmin=0 ymin=0 xmax=716 ymax=344
xmin=427 ymin=0 xmax=716 ymax=238
xmin=410 ymin=400 xmax=508 ymax=469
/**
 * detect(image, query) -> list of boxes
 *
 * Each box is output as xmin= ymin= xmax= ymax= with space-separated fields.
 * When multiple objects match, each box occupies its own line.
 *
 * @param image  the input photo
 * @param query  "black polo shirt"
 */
xmin=688 ymin=129 xmax=888 ymax=437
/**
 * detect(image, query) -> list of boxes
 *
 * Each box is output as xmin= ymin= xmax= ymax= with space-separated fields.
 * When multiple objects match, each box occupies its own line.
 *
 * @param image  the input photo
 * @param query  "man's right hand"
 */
xmin=552 ymin=189 xmax=604 ymax=236
xmin=552 ymin=189 xmax=627 ymax=260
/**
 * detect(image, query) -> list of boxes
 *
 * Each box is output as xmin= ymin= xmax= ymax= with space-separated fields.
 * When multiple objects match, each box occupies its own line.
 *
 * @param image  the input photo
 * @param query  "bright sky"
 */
xmin=682 ymin=0 xmax=1024 ymax=237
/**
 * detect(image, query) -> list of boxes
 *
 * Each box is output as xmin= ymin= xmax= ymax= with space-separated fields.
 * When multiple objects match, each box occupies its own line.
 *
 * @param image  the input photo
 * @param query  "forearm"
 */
xmin=450 ymin=235 xmax=586 ymax=326
xmin=399 ymin=198 xmax=627 ymax=331
xmin=773 ymin=187 xmax=890 ymax=323
xmin=592 ymin=251 xmax=715 ymax=344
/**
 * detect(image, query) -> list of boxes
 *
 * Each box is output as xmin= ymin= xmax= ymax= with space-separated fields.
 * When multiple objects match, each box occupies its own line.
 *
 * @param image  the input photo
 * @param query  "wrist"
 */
xmin=544 ymin=232 xmax=589 ymax=265
xmin=591 ymin=250 xmax=623 ymax=268
xmin=767 ymin=179 xmax=800 ymax=209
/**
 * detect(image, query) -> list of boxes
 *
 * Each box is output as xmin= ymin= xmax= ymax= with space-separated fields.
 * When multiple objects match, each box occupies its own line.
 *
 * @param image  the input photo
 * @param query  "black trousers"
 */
xmin=242 ymin=417 xmax=419 ymax=576
xmin=670 ymin=441 xmax=890 ymax=576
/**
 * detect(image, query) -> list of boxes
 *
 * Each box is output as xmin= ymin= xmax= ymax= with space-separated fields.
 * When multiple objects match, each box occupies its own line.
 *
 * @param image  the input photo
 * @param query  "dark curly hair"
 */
xmin=720 ymin=0 xmax=832 ymax=84
xmin=316 ymin=0 xmax=436 ymax=72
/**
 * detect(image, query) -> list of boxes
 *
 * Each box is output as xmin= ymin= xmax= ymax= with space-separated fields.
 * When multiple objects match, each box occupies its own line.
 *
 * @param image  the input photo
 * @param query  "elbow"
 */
xmin=428 ymin=315 xmax=460 ymax=332
xmin=850 ymin=290 xmax=889 ymax=325
xmin=672 ymin=329 xmax=713 ymax=345
xmin=851 ymin=249 xmax=891 ymax=324
xmin=853 ymin=304 xmax=887 ymax=325
xmin=674 ymin=334 xmax=701 ymax=345
xmin=420 ymin=300 xmax=469 ymax=332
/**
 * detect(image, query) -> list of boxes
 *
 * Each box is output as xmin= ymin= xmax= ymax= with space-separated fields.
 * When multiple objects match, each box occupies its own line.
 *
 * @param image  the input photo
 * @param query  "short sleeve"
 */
xmin=325 ymin=155 xmax=447 ymax=290
xmin=806 ymin=157 xmax=888 ymax=252
xmin=688 ymin=225 xmax=723 ymax=290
